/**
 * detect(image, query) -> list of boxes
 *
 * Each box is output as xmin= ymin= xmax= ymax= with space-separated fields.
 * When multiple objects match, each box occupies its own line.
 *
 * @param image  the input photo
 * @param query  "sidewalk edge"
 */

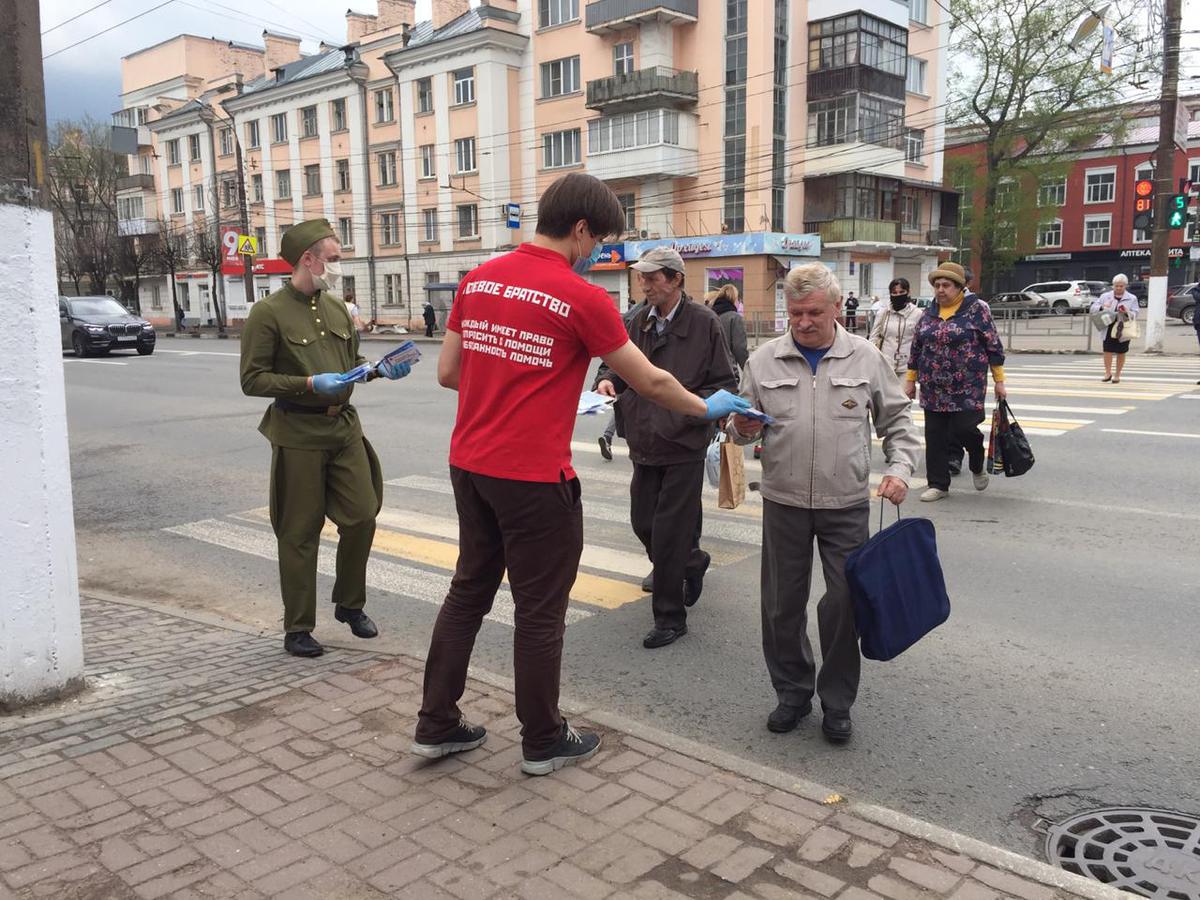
xmin=81 ymin=589 xmax=1123 ymax=900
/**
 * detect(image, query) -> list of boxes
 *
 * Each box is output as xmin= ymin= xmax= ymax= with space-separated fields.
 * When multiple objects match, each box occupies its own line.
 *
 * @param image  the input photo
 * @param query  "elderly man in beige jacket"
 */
xmin=729 ymin=263 xmax=920 ymax=744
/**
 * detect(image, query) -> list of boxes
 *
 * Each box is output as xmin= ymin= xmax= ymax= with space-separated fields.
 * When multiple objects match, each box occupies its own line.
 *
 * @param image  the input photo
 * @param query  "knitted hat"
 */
xmin=927 ymin=262 xmax=967 ymax=288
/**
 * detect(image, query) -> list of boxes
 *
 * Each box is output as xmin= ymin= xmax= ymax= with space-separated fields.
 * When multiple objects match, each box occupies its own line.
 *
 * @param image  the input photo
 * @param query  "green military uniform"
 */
xmin=239 ymin=220 xmax=383 ymax=634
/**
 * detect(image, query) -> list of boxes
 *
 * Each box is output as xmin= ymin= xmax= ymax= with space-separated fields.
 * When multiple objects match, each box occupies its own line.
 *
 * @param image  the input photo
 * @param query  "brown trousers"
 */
xmin=415 ymin=466 xmax=584 ymax=755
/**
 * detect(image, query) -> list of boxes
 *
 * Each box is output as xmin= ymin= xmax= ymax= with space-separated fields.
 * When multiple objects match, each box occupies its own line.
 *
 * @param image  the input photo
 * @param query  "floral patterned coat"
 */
xmin=907 ymin=294 xmax=1005 ymax=412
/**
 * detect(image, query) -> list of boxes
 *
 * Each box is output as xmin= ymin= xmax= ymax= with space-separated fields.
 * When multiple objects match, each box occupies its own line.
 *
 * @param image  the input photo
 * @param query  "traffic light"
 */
xmin=1168 ymin=194 xmax=1187 ymax=229
xmin=1133 ymin=179 xmax=1154 ymax=231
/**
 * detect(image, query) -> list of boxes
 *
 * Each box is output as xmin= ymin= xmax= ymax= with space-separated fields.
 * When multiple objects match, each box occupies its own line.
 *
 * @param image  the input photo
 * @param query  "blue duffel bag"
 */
xmin=845 ymin=506 xmax=950 ymax=661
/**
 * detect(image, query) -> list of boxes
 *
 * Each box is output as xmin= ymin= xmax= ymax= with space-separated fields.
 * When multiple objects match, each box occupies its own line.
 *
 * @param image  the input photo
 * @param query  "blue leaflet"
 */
xmin=338 ymin=363 xmax=375 ymax=384
xmin=741 ymin=408 xmax=776 ymax=425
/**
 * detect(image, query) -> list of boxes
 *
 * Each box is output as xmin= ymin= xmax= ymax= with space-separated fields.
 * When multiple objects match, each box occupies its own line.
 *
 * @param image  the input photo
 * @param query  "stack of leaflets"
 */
xmin=577 ymin=390 xmax=615 ymax=416
xmin=338 ymin=340 xmax=423 ymax=384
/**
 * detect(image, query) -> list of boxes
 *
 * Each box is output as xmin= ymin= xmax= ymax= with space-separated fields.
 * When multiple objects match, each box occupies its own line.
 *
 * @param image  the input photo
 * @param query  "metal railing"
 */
xmin=585 ymin=0 xmax=698 ymax=29
xmin=804 ymin=218 xmax=901 ymax=244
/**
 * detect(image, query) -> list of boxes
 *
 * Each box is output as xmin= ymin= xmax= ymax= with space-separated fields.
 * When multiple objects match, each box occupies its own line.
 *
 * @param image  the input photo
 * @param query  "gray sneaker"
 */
xmin=521 ymin=722 xmax=601 ymax=776
xmin=410 ymin=720 xmax=487 ymax=759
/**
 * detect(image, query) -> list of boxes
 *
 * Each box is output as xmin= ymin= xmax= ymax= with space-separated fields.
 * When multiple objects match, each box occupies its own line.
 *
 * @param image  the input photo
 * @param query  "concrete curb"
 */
xmin=82 ymin=589 xmax=1122 ymax=900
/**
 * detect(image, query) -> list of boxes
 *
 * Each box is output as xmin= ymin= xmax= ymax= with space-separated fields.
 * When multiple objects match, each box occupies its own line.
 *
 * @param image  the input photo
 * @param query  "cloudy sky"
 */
xmin=39 ymin=0 xmax=435 ymax=123
xmin=38 ymin=0 xmax=1200 ymax=126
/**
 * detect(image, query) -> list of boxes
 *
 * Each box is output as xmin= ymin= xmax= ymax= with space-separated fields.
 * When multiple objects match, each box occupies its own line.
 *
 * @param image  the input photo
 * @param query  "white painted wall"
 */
xmin=0 ymin=204 xmax=84 ymax=710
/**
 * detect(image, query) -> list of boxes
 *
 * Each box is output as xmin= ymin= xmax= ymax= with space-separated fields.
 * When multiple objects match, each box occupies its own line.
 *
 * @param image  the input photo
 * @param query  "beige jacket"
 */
xmin=869 ymin=302 xmax=924 ymax=375
xmin=729 ymin=325 xmax=920 ymax=509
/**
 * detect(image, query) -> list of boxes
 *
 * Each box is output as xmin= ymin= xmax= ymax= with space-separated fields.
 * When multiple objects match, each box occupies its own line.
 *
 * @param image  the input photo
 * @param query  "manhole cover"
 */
xmin=1045 ymin=807 xmax=1200 ymax=899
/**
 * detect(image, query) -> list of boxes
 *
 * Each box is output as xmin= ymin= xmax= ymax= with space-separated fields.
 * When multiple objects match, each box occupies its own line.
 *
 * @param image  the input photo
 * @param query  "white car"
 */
xmin=1019 ymin=280 xmax=1108 ymax=316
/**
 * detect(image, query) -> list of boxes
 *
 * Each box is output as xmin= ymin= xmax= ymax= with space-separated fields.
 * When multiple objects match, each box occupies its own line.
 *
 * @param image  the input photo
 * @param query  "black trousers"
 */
xmin=924 ymin=409 xmax=985 ymax=491
xmin=630 ymin=460 xmax=707 ymax=631
xmin=416 ymin=467 xmax=583 ymax=756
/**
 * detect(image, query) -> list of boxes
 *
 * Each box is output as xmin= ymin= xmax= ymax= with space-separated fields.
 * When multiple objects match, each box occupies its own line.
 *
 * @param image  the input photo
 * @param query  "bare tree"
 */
xmin=949 ymin=0 xmax=1152 ymax=291
xmin=115 ymin=234 xmax=161 ymax=314
xmin=191 ymin=223 xmax=227 ymax=332
xmin=153 ymin=221 xmax=190 ymax=329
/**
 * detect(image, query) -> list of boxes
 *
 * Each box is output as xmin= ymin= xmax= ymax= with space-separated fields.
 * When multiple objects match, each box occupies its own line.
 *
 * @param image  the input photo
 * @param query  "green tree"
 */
xmin=948 ymin=0 xmax=1149 ymax=292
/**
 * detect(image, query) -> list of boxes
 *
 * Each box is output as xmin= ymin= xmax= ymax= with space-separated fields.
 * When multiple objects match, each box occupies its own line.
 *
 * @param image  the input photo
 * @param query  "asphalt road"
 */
xmin=61 ymin=335 xmax=1200 ymax=858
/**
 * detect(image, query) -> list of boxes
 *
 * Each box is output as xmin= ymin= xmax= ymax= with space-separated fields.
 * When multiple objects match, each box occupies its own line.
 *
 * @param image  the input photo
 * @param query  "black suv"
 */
xmin=60 ymin=296 xmax=156 ymax=357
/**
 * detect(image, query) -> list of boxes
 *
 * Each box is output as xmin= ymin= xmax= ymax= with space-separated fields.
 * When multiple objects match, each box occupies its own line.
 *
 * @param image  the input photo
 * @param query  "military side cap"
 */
xmin=280 ymin=218 xmax=336 ymax=265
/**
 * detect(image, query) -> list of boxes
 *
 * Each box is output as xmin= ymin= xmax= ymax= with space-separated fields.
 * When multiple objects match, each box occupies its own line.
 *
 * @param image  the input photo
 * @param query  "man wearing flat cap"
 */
xmin=240 ymin=218 xmax=411 ymax=657
xmin=595 ymin=246 xmax=737 ymax=649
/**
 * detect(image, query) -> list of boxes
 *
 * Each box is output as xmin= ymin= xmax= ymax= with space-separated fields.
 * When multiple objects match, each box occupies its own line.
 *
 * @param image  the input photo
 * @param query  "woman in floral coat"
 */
xmin=904 ymin=262 xmax=1008 ymax=502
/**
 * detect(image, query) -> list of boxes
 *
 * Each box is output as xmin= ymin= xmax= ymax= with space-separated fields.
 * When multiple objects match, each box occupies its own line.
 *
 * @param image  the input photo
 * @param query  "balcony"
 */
xmin=585 ymin=0 xmax=697 ymax=34
xmin=586 ymin=67 xmax=699 ymax=114
xmin=804 ymin=218 xmax=901 ymax=244
xmin=807 ymin=66 xmax=905 ymax=103
xmin=924 ymin=225 xmax=960 ymax=247
xmin=586 ymin=109 xmax=698 ymax=182
xmin=118 ymin=218 xmax=159 ymax=237
xmin=117 ymin=173 xmax=155 ymax=192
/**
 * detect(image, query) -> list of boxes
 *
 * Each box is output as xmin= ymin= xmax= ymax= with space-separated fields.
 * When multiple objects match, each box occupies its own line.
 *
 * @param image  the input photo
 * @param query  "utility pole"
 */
xmin=0 ymin=0 xmax=85 ymax=710
xmin=1144 ymin=0 xmax=1182 ymax=353
xmin=218 ymin=98 xmax=256 ymax=313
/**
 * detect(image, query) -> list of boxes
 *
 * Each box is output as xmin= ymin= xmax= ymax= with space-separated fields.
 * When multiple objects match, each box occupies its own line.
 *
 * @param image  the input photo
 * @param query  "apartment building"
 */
xmin=113 ymin=0 xmax=953 ymax=328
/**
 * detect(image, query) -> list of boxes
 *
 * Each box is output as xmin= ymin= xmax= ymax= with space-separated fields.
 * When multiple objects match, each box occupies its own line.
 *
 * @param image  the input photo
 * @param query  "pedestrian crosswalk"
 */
xmin=164 ymin=355 xmax=1198 ymax=626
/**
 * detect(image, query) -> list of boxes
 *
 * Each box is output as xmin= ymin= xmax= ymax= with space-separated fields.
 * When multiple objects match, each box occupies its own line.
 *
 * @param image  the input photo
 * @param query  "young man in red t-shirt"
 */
xmin=411 ymin=174 xmax=750 ymax=775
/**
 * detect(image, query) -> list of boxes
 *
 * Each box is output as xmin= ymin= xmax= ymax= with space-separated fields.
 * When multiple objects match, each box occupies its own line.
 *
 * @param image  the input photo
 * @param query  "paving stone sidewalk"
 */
xmin=0 ymin=598 xmax=1106 ymax=900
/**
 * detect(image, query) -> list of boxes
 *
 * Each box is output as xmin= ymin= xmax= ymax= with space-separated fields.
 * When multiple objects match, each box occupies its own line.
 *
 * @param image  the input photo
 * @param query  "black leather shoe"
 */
xmin=334 ymin=606 xmax=379 ymax=639
xmin=822 ymin=709 xmax=852 ymax=743
xmin=684 ymin=552 xmax=711 ymax=608
xmin=767 ymin=700 xmax=813 ymax=733
xmin=642 ymin=625 xmax=687 ymax=649
xmin=640 ymin=571 xmax=654 ymax=593
xmin=284 ymin=632 xmax=325 ymax=657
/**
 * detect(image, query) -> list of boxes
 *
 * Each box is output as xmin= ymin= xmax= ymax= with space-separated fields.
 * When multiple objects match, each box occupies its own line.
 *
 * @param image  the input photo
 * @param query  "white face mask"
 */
xmin=312 ymin=258 xmax=343 ymax=293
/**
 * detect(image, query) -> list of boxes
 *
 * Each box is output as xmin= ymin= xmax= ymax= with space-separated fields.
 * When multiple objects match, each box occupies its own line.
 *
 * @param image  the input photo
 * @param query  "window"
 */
xmin=219 ymin=127 xmax=234 ymax=156
xmin=1083 ymin=214 xmax=1112 ymax=246
xmin=167 ymin=139 xmax=180 ymax=165
xmin=301 ymin=105 xmax=318 ymax=138
xmin=331 ymin=98 xmax=347 ymax=132
xmin=455 ymin=137 xmax=476 ymax=173
xmin=417 ymin=78 xmax=433 ymax=114
xmin=140 ymin=154 xmax=151 ymax=174
xmin=1133 ymin=224 xmax=1152 ymax=244
xmin=336 ymin=159 xmax=351 ymax=192
xmin=901 ymin=193 xmax=919 ymax=229
xmin=539 ymin=0 xmax=578 ymax=28
xmin=426 ymin=271 xmax=441 ymax=285
xmin=807 ymin=13 xmax=908 ymax=78
xmin=251 ymin=174 xmax=263 ymax=203
xmin=380 ymin=213 xmax=400 ymax=245
xmin=996 ymin=178 xmax=1016 ymax=210
xmin=1038 ymin=177 xmax=1066 ymax=207
xmin=618 ymin=192 xmax=636 ymax=232
xmin=255 ymin=226 xmax=266 ymax=250
xmin=614 ymin=42 xmax=634 ymax=76
xmin=188 ymin=134 xmax=201 ymax=162
xmin=542 ymin=129 xmax=582 ymax=169
xmin=541 ymin=57 xmax=581 ymax=98
xmin=1037 ymin=220 xmax=1063 ymax=248
xmin=150 ymin=284 xmax=162 ymax=310
xmin=807 ymin=94 xmax=904 ymax=148
xmin=246 ymin=120 xmax=260 ymax=149
xmin=378 ymin=151 xmax=397 ymax=186
xmin=384 ymin=274 xmax=401 ymax=305
xmin=1085 ymin=168 xmax=1116 ymax=203
xmin=178 ymin=283 xmax=190 ymax=312
xmin=271 ymin=113 xmax=288 ymax=144
xmin=1135 ymin=163 xmax=1155 ymax=183
xmin=304 ymin=164 xmax=321 ymax=196
xmin=193 ymin=185 xmax=205 ymax=212
xmin=909 ymin=0 xmax=928 ymax=24
xmin=422 ymin=209 xmax=438 ymax=242
xmin=338 ymin=217 xmax=353 ymax=247
xmin=587 ymin=110 xmax=680 ymax=153
xmin=453 ymin=68 xmax=475 ymax=106
xmin=341 ymin=275 xmax=355 ymax=299
xmin=222 ymin=179 xmax=236 ymax=208
xmin=171 ymin=187 xmax=184 ymax=214
xmin=374 ymin=89 xmax=394 ymax=123
xmin=276 ymin=169 xmax=292 ymax=200
xmin=420 ymin=145 xmax=436 ymax=179
xmin=906 ymin=57 xmax=927 ymax=94
xmin=995 ymin=222 xmax=1016 ymax=250
xmin=905 ymin=128 xmax=925 ymax=163
xmin=457 ymin=204 xmax=479 ymax=238
xmin=117 ymin=196 xmax=144 ymax=220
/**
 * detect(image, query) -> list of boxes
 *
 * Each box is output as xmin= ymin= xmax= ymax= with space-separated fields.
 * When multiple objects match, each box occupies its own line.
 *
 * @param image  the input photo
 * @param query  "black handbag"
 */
xmin=997 ymin=399 xmax=1034 ymax=477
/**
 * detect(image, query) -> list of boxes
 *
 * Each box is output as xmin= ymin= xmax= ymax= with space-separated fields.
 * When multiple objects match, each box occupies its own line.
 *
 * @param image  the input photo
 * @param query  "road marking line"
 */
xmin=1101 ymin=428 xmax=1200 ymax=439
xmin=153 ymin=349 xmax=242 ymax=357
xmin=163 ymin=519 xmax=593 ymax=628
xmin=63 ymin=358 xmax=128 ymax=366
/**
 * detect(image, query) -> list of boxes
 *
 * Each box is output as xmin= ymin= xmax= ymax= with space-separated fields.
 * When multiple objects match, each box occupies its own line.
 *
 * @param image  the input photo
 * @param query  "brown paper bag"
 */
xmin=718 ymin=440 xmax=746 ymax=509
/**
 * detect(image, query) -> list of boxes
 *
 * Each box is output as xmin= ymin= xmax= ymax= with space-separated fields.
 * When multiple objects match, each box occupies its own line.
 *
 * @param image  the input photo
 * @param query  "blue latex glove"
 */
xmin=310 ymin=373 xmax=344 ymax=395
xmin=377 ymin=359 xmax=411 ymax=380
xmin=703 ymin=389 xmax=752 ymax=421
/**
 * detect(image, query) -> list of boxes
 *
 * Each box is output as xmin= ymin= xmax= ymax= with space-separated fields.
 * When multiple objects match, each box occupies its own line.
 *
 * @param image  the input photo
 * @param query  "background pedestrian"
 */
xmin=711 ymin=284 xmax=748 ymax=376
xmin=871 ymin=278 xmax=923 ymax=377
xmin=1090 ymin=274 xmax=1139 ymax=384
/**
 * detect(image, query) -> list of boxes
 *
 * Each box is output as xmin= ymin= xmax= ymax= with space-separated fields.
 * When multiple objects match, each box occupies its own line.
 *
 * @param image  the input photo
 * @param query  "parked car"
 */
xmin=987 ymin=290 xmax=1052 ymax=318
xmin=1126 ymin=280 xmax=1149 ymax=308
xmin=1167 ymin=283 xmax=1198 ymax=326
xmin=59 ymin=296 xmax=156 ymax=357
xmin=1019 ymin=280 xmax=1108 ymax=315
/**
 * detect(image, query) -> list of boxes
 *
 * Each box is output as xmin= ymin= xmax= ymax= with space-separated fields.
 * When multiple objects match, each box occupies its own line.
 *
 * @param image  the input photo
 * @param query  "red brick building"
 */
xmin=946 ymin=97 xmax=1200 ymax=294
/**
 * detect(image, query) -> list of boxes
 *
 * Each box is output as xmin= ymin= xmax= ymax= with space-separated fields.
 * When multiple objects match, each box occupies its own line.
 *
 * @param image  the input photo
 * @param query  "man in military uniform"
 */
xmin=240 ymin=218 xmax=411 ymax=657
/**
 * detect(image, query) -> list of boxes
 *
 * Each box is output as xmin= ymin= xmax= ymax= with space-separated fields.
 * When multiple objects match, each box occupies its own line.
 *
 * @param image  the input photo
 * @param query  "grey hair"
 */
xmin=784 ymin=263 xmax=841 ymax=305
xmin=1112 ymin=273 xmax=1129 ymax=285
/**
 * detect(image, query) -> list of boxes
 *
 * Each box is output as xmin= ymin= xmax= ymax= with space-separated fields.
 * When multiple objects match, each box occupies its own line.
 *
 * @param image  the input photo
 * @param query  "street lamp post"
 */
xmin=201 ymin=94 xmax=256 ymax=324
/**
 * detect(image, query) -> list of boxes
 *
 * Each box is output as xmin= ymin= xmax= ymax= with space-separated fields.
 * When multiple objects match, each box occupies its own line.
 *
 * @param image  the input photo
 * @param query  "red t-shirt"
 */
xmin=447 ymin=243 xmax=630 ymax=482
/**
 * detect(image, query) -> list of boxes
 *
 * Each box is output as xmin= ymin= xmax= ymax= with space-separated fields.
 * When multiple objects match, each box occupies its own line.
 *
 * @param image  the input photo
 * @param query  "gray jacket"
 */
xmin=728 ymin=325 xmax=920 ymax=509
